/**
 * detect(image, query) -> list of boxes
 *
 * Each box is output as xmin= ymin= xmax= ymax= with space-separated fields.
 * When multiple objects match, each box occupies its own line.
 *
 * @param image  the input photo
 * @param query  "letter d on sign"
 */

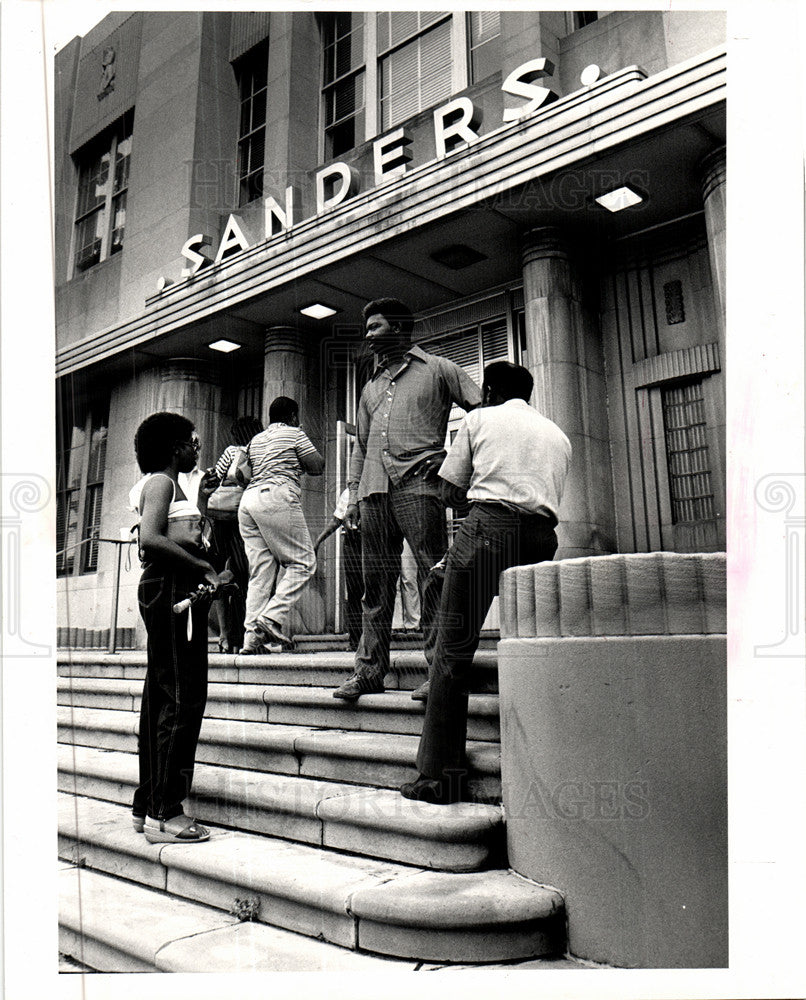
xmin=316 ymin=163 xmax=360 ymax=214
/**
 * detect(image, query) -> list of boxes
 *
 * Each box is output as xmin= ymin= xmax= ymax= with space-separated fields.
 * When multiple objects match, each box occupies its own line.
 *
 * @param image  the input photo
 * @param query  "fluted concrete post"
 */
xmin=699 ymin=146 xmax=726 ymax=355
xmin=155 ymin=358 xmax=231 ymax=471
xmin=498 ymin=552 xmax=728 ymax=968
xmin=521 ymin=228 xmax=616 ymax=557
xmin=263 ymin=326 xmax=325 ymax=635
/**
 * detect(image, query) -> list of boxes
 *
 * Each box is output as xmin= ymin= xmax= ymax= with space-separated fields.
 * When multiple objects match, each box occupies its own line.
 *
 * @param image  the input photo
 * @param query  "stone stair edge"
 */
xmin=59 ymin=745 xmax=503 ymax=840
xmin=56 ymin=678 xmax=501 ymax=713
xmin=60 ymin=865 xmax=420 ymax=972
xmin=57 ymin=648 xmax=499 ymax=669
xmin=59 ymin=796 xmax=556 ymax=939
xmin=58 ymin=706 xmax=501 ymax=774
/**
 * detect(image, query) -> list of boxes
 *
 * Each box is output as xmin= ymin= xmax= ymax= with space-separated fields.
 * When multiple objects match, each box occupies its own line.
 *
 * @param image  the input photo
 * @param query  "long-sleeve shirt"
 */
xmin=348 ymin=344 xmax=481 ymax=504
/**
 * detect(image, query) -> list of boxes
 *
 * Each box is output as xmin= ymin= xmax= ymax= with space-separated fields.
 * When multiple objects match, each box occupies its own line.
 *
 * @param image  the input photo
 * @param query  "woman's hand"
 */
xmin=198 ymin=468 xmax=220 ymax=500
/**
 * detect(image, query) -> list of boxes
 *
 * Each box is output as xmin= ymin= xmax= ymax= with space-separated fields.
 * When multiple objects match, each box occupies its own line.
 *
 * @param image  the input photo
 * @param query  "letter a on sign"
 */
xmin=501 ymin=58 xmax=558 ymax=122
xmin=214 ymin=215 xmax=252 ymax=264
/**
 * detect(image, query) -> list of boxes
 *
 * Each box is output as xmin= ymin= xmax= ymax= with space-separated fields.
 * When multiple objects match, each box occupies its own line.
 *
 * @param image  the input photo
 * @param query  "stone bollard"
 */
xmin=497 ymin=552 xmax=727 ymax=968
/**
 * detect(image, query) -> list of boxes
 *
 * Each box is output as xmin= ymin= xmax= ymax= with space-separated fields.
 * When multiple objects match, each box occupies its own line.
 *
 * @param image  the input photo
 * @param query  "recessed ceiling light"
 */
xmin=594 ymin=186 xmax=644 ymax=212
xmin=299 ymin=303 xmax=338 ymax=320
xmin=208 ymin=339 xmax=241 ymax=353
xmin=430 ymin=244 xmax=487 ymax=270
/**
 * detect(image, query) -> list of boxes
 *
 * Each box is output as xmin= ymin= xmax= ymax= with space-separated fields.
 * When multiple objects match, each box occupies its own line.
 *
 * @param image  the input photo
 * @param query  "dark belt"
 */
xmin=470 ymin=500 xmax=557 ymax=529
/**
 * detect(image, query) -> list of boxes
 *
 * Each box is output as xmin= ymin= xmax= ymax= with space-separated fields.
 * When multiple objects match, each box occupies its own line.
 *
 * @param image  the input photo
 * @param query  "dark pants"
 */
xmin=416 ymin=502 xmax=558 ymax=780
xmin=355 ymin=476 xmax=447 ymax=682
xmin=133 ymin=566 xmax=209 ymax=821
xmin=342 ymin=528 xmax=363 ymax=650
xmin=209 ymin=515 xmax=249 ymax=647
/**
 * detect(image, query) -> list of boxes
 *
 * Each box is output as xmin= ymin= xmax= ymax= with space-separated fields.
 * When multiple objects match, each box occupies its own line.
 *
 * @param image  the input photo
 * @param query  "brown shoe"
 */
xmin=333 ymin=673 xmax=385 ymax=700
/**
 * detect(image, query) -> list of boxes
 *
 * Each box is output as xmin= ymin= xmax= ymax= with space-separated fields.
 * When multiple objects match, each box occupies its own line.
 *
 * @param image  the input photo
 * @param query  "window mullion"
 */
xmin=364 ymin=13 xmax=378 ymax=140
xmin=98 ymin=135 xmax=115 ymax=262
xmin=451 ymin=13 xmax=468 ymax=92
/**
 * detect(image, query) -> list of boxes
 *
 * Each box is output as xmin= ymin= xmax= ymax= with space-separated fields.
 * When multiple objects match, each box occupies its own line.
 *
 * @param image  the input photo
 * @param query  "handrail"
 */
xmin=56 ymin=535 xmax=134 ymax=558
xmin=58 ymin=535 xmax=137 ymax=653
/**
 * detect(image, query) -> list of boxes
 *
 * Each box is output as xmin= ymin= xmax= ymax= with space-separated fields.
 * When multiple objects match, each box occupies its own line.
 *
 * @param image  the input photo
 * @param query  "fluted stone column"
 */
xmin=699 ymin=147 xmax=727 ymax=520
xmin=699 ymin=146 xmax=726 ymax=355
xmin=521 ymin=228 xmax=616 ymax=558
xmin=263 ymin=326 xmax=325 ymax=635
xmin=155 ymin=358 xmax=231 ymax=471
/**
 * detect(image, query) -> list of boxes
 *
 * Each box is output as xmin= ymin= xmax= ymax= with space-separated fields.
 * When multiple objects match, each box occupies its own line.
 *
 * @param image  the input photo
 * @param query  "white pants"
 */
xmin=238 ymin=484 xmax=316 ymax=636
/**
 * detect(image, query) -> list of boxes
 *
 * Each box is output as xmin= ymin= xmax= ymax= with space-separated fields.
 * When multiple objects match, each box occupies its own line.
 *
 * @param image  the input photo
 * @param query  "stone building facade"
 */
xmin=55 ymin=10 xmax=726 ymax=644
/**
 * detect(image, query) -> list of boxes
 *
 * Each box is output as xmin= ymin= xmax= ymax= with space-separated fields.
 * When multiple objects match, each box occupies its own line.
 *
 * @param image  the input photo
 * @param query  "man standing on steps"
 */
xmin=401 ymin=361 xmax=571 ymax=804
xmin=333 ymin=298 xmax=481 ymax=700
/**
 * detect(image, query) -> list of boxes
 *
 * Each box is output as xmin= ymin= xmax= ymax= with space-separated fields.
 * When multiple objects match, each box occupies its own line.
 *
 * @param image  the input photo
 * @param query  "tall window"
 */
xmin=573 ymin=12 xmax=599 ymax=30
xmin=72 ymin=112 xmax=133 ymax=275
xmin=57 ymin=392 xmax=110 ymax=576
xmin=323 ymin=13 xmax=365 ymax=159
xmin=467 ymin=11 xmax=501 ymax=83
xmin=320 ymin=12 xmax=459 ymax=157
xmin=378 ymin=12 xmax=453 ymax=130
xmin=662 ymin=381 xmax=715 ymax=524
xmin=236 ymin=41 xmax=269 ymax=205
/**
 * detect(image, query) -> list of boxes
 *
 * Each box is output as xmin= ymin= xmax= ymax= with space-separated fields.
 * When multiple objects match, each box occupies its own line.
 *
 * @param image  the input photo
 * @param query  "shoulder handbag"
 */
xmin=207 ymin=447 xmax=246 ymax=518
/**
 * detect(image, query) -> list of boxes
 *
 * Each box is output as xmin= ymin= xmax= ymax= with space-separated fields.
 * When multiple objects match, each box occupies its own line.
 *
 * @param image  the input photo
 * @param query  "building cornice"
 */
xmin=57 ymin=45 xmax=726 ymax=377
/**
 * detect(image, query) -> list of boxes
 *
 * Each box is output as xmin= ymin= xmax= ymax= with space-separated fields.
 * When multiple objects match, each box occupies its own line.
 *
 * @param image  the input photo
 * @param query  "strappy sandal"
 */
xmin=143 ymin=815 xmax=210 ymax=844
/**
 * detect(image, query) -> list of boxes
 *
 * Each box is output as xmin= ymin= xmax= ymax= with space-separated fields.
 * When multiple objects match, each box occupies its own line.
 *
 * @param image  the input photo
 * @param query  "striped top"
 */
xmin=214 ymin=445 xmax=244 ymax=482
xmin=245 ymin=423 xmax=322 ymax=497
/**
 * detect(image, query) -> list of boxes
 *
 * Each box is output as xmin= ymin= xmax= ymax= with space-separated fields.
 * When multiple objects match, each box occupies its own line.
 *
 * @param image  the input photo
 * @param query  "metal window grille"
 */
xmin=662 ymin=381 xmax=715 ymax=524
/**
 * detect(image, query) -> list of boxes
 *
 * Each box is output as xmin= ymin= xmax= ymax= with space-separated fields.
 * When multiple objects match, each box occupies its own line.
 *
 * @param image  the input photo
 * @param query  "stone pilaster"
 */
xmin=699 ymin=146 xmax=726 ymax=355
xmin=263 ymin=326 xmax=325 ymax=634
xmin=521 ymin=227 xmax=616 ymax=557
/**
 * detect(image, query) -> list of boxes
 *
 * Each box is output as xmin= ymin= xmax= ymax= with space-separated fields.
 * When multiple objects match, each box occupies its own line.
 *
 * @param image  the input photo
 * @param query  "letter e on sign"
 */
xmin=502 ymin=58 xmax=558 ymax=123
xmin=434 ymin=97 xmax=482 ymax=159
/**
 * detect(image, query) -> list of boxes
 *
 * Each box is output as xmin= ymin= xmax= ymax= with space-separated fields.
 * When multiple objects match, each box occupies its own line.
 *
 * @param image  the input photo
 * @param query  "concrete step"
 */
xmin=58 ymin=745 xmax=504 ymax=872
xmin=57 ymin=678 xmax=501 ymax=741
xmin=56 ymin=648 xmax=500 ymax=692
xmin=59 ymin=796 xmax=565 ymax=965
xmin=57 ymin=705 xmax=502 ymax=801
xmin=59 ymin=862 xmax=415 ymax=972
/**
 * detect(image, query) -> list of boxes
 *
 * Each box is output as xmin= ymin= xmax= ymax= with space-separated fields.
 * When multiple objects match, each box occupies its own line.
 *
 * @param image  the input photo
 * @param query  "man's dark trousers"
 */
xmin=416 ymin=501 xmax=558 ymax=782
xmin=355 ymin=472 xmax=447 ymax=683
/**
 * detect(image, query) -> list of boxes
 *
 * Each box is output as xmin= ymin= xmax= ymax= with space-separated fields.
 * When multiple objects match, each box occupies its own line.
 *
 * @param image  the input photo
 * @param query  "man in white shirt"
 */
xmin=401 ymin=361 xmax=572 ymax=804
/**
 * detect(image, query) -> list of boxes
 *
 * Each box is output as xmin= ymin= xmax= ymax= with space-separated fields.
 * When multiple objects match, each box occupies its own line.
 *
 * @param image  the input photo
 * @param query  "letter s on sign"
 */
xmin=501 ymin=58 xmax=558 ymax=123
xmin=181 ymin=234 xmax=212 ymax=279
